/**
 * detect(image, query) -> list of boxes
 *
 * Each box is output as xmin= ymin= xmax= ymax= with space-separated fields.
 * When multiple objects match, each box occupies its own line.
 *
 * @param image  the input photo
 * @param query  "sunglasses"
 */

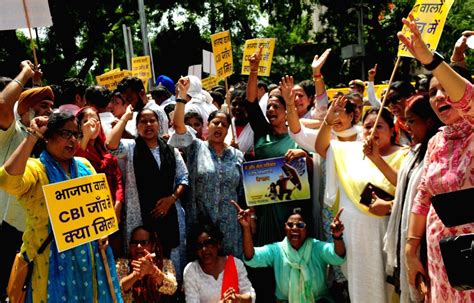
xmin=130 ymin=239 xmax=151 ymax=247
xmin=285 ymin=221 xmax=306 ymax=229
xmin=57 ymin=129 xmax=83 ymax=140
xmin=196 ymin=238 xmax=218 ymax=249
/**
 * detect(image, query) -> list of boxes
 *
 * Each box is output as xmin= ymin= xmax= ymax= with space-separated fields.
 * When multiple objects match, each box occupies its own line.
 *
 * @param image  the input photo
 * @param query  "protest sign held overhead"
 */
xmin=242 ymin=157 xmax=310 ymax=207
xmin=202 ymin=50 xmax=217 ymax=75
xmin=43 ymin=174 xmax=119 ymax=252
xmin=1 ymin=0 xmax=52 ymax=30
xmin=201 ymin=75 xmax=219 ymax=91
xmin=211 ymin=30 xmax=233 ymax=80
xmin=241 ymin=38 xmax=276 ymax=77
xmin=398 ymin=0 xmax=454 ymax=58
xmin=96 ymin=69 xmax=132 ymax=91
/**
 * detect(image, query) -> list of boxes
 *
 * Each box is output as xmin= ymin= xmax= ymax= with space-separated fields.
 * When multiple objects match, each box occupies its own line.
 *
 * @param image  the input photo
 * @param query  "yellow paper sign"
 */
xmin=96 ymin=69 xmax=133 ymax=91
xmin=398 ymin=0 xmax=454 ymax=58
xmin=201 ymin=76 xmax=219 ymax=91
xmin=241 ymin=38 xmax=276 ymax=77
xmin=132 ymin=56 xmax=152 ymax=80
xmin=211 ymin=30 xmax=233 ymax=80
xmin=43 ymin=174 xmax=118 ymax=252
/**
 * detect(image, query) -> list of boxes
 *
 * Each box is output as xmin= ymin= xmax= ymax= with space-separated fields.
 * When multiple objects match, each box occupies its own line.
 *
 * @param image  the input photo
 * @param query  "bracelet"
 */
xmin=13 ymin=79 xmax=24 ymax=89
xmin=176 ymin=98 xmax=186 ymax=104
xmin=332 ymin=234 xmax=343 ymax=240
xmin=171 ymin=193 xmax=178 ymax=201
xmin=314 ymin=78 xmax=323 ymax=82
xmin=250 ymin=70 xmax=258 ymax=73
xmin=313 ymin=73 xmax=322 ymax=78
xmin=406 ymin=235 xmax=422 ymax=241
xmin=26 ymin=127 xmax=44 ymax=140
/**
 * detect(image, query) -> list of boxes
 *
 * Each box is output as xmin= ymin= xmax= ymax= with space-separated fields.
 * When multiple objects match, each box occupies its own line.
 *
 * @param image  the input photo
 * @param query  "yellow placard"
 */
xmin=43 ymin=174 xmax=118 ymax=252
xmin=241 ymin=38 xmax=276 ymax=77
xmin=132 ymin=56 xmax=152 ymax=80
xmin=211 ymin=30 xmax=233 ymax=80
xmin=96 ymin=69 xmax=133 ymax=91
xmin=398 ymin=0 xmax=454 ymax=58
xmin=201 ymin=75 xmax=219 ymax=91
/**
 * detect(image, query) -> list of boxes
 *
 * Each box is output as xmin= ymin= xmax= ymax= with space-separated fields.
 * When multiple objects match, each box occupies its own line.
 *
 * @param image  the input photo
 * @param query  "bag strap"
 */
xmin=37 ymin=233 xmax=53 ymax=255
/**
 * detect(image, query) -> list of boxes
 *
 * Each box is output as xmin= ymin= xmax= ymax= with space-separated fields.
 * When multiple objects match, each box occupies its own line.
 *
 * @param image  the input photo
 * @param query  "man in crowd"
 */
xmin=0 ymin=61 xmax=53 ymax=301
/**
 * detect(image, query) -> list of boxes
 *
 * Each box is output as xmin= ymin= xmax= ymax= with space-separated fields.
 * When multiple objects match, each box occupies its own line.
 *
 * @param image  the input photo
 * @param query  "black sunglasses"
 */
xmin=196 ymin=238 xmax=218 ymax=249
xmin=130 ymin=239 xmax=151 ymax=247
xmin=57 ymin=129 xmax=83 ymax=140
xmin=285 ymin=221 xmax=306 ymax=229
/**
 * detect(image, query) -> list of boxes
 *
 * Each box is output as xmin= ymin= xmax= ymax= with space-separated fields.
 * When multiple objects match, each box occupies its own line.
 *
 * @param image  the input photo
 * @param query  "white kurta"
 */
xmin=325 ymin=143 xmax=397 ymax=303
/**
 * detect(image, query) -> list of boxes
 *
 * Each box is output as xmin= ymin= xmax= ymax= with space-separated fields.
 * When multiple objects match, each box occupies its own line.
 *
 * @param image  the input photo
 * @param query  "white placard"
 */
xmin=187 ymin=64 xmax=202 ymax=79
xmin=0 ymin=0 xmax=52 ymax=31
xmin=202 ymin=50 xmax=216 ymax=75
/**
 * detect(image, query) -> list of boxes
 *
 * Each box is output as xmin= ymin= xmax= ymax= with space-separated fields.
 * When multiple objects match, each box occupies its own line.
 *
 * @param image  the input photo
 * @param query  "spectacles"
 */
xmin=196 ymin=238 xmax=218 ymax=249
xmin=57 ymin=129 xmax=83 ymax=140
xmin=285 ymin=221 xmax=306 ymax=229
xmin=130 ymin=239 xmax=151 ymax=247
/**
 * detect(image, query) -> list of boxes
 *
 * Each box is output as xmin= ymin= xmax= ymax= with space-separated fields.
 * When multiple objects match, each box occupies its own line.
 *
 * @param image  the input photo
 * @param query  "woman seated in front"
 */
xmin=234 ymin=201 xmax=346 ymax=303
xmin=183 ymin=223 xmax=255 ymax=303
xmin=116 ymin=226 xmax=177 ymax=302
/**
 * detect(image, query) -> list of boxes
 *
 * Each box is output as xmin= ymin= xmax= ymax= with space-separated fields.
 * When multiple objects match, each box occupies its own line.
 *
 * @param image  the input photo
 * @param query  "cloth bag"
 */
xmin=6 ymin=233 xmax=52 ymax=303
xmin=6 ymin=252 xmax=32 ymax=303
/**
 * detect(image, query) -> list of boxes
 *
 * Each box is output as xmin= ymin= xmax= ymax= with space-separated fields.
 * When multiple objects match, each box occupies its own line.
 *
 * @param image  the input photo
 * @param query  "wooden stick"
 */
xmin=224 ymin=77 xmax=236 ymax=142
xmin=111 ymin=49 xmax=114 ymax=71
xmin=21 ymin=0 xmax=38 ymax=66
xmin=369 ymin=56 xmax=401 ymax=138
xmin=100 ymin=249 xmax=118 ymax=303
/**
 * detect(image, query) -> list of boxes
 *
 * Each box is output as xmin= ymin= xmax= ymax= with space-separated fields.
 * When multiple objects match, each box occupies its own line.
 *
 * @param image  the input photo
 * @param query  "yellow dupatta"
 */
xmin=331 ymin=140 xmax=407 ymax=217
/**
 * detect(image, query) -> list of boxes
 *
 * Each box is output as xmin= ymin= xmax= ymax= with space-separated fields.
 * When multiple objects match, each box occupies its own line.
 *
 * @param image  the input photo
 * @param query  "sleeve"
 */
xmin=312 ymin=92 xmax=329 ymax=121
xmin=114 ymin=160 xmax=124 ymax=203
xmin=244 ymin=243 xmax=276 ymax=268
xmin=108 ymin=139 xmax=134 ymax=159
xmin=159 ymin=259 xmax=178 ymax=295
xmin=245 ymin=100 xmax=271 ymax=140
xmin=448 ymin=80 xmax=474 ymax=121
xmin=235 ymin=258 xmax=256 ymax=302
xmin=315 ymin=239 xmax=346 ymax=266
xmin=288 ymin=123 xmax=318 ymax=152
xmin=174 ymin=148 xmax=189 ymax=186
xmin=156 ymin=106 xmax=170 ymax=137
xmin=183 ymin=262 xmax=201 ymax=303
xmin=168 ymin=126 xmax=197 ymax=149
xmin=411 ymin=142 xmax=434 ymax=216
xmin=0 ymin=160 xmax=38 ymax=198
xmin=367 ymin=82 xmax=382 ymax=107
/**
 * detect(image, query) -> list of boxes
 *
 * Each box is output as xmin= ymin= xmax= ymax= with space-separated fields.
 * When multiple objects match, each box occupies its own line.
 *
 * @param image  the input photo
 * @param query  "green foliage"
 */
xmin=0 ymin=0 xmax=472 ymax=87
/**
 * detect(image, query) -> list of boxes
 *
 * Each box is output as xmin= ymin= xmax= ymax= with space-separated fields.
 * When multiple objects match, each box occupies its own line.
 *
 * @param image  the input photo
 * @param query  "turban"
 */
xmin=155 ymin=75 xmax=175 ymax=94
xmin=17 ymin=86 xmax=54 ymax=116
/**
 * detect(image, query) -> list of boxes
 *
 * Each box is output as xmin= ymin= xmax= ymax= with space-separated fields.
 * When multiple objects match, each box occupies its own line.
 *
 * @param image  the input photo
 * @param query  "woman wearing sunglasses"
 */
xmin=183 ymin=223 xmax=255 ymax=303
xmin=234 ymin=201 xmax=346 ymax=302
xmin=0 ymin=112 xmax=123 ymax=302
xmin=116 ymin=225 xmax=177 ymax=302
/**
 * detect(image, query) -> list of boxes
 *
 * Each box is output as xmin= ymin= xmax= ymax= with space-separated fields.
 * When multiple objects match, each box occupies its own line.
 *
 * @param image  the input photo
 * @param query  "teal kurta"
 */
xmin=245 ymin=238 xmax=345 ymax=302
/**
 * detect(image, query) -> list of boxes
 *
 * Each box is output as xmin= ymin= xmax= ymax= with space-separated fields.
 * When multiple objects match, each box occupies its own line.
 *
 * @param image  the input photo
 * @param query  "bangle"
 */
xmin=171 ymin=193 xmax=178 ymax=201
xmin=250 ymin=214 xmax=257 ymax=220
xmin=176 ymin=98 xmax=186 ymax=104
xmin=13 ymin=79 xmax=24 ymax=89
xmin=332 ymin=234 xmax=343 ymax=240
xmin=406 ymin=235 xmax=422 ymax=241
xmin=26 ymin=127 xmax=43 ymax=140
xmin=313 ymin=73 xmax=322 ymax=78
xmin=250 ymin=69 xmax=258 ymax=73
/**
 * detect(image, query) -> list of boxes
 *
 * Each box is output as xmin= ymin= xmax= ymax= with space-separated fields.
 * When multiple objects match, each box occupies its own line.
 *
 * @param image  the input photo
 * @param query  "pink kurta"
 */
xmin=412 ymin=81 xmax=474 ymax=302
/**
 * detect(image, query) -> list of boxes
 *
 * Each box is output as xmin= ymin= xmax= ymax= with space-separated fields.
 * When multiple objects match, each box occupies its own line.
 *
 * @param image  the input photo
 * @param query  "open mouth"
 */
xmin=438 ymin=104 xmax=451 ymax=112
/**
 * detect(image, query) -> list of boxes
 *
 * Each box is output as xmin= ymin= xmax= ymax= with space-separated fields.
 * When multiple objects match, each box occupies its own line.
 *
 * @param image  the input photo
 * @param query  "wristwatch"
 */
xmin=423 ymin=51 xmax=444 ymax=71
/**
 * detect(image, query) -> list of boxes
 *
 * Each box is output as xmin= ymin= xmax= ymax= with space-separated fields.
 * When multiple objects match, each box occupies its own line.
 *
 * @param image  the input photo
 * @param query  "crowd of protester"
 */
xmin=0 ymin=16 xmax=472 ymax=303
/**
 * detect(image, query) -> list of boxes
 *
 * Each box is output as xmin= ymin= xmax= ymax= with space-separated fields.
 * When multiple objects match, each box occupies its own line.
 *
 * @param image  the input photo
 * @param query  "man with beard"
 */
xmin=0 ymin=60 xmax=53 ymax=301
